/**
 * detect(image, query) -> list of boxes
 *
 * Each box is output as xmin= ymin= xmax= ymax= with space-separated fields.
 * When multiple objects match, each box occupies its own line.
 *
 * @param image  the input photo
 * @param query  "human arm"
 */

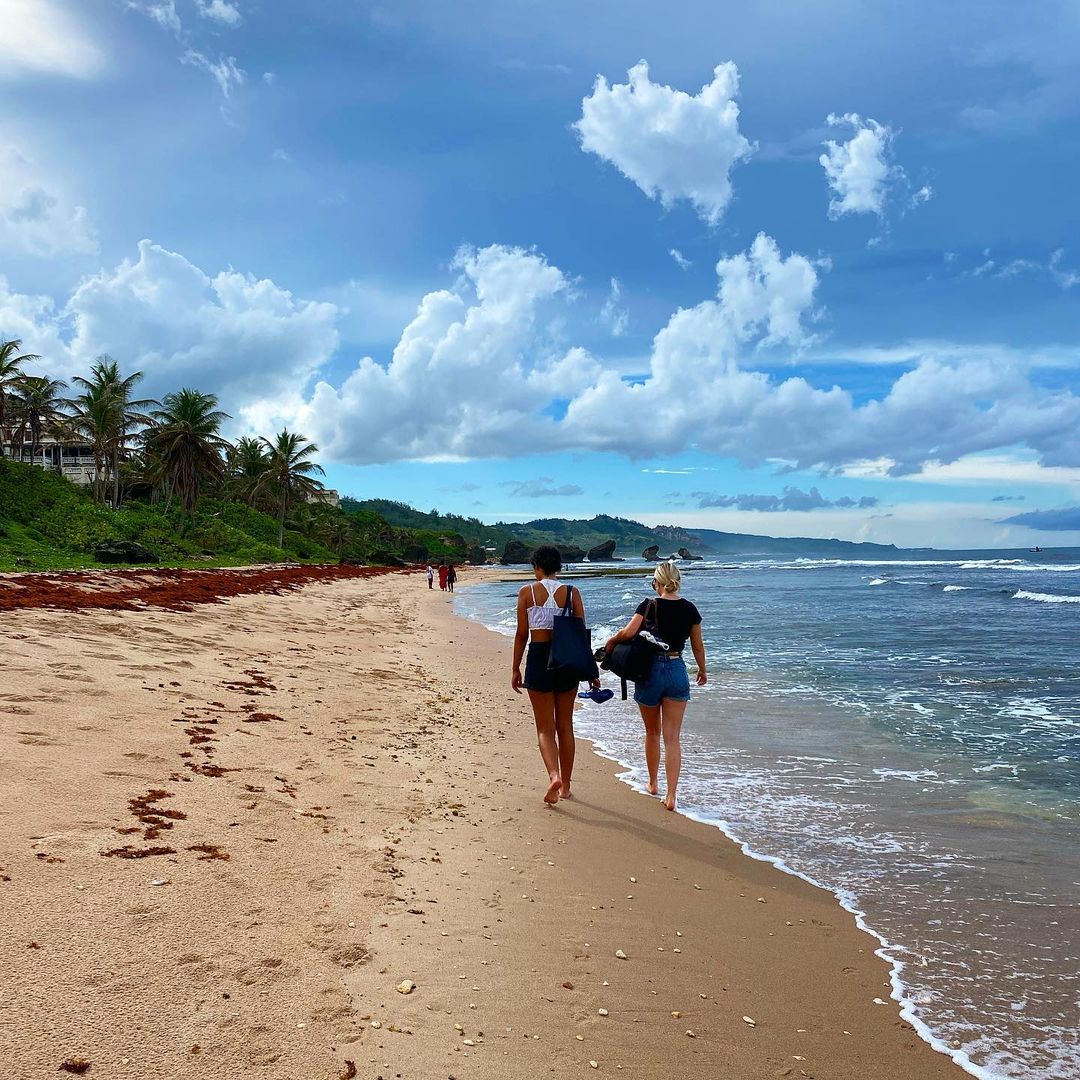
xmin=511 ymin=587 xmax=529 ymax=693
xmin=604 ymin=612 xmax=644 ymax=653
xmin=689 ymin=622 xmax=707 ymax=686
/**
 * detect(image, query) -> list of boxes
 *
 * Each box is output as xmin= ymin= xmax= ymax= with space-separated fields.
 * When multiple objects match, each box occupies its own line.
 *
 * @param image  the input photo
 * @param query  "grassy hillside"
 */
xmin=0 ymin=459 xmax=339 ymax=571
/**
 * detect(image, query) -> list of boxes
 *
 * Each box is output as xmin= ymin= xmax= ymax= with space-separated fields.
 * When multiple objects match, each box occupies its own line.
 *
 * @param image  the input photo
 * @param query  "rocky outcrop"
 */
xmin=467 ymin=544 xmax=488 ymax=566
xmin=93 ymin=540 xmax=158 ymax=564
xmin=500 ymin=539 xmax=533 ymax=565
xmin=676 ymin=547 xmax=702 ymax=561
xmin=586 ymin=540 xmax=619 ymax=562
xmin=558 ymin=545 xmax=587 ymax=563
xmin=642 ymin=544 xmax=660 ymax=560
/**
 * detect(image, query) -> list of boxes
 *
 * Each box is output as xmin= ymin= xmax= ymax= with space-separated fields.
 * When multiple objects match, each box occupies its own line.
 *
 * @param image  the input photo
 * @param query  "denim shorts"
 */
xmin=634 ymin=654 xmax=691 ymax=707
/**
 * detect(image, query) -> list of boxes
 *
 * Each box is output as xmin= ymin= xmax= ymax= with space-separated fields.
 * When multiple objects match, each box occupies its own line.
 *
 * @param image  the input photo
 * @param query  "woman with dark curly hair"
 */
xmin=511 ymin=545 xmax=598 ymax=804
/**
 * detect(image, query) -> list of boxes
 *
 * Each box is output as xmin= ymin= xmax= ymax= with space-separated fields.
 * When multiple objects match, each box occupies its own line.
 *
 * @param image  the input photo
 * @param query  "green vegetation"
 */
xmin=0 ymin=341 xmax=479 ymax=572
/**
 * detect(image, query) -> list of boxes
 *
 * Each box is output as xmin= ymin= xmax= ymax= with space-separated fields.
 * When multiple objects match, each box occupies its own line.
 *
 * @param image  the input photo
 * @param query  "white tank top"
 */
xmin=527 ymin=579 xmax=564 ymax=630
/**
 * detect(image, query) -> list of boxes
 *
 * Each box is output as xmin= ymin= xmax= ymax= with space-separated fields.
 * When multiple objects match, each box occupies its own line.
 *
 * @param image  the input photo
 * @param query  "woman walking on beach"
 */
xmin=512 ymin=545 xmax=598 ymax=805
xmin=605 ymin=560 xmax=706 ymax=811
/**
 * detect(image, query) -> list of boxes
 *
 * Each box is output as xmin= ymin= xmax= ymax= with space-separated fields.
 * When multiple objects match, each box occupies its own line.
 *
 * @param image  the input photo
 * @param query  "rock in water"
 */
xmin=93 ymin=540 xmax=158 ymax=564
xmin=676 ymin=547 xmax=702 ymax=561
xmin=586 ymin=540 xmax=619 ymax=561
xmin=500 ymin=539 xmax=533 ymax=565
xmin=642 ymin=544 xmax=660 ymax=560
xmin=558 ymin=545 xmax=587 ymax=563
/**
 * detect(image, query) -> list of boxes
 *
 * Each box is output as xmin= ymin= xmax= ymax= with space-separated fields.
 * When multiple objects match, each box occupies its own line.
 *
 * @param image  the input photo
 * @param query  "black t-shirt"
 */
xmin=636 ymin=596 xmax=701 ymax=653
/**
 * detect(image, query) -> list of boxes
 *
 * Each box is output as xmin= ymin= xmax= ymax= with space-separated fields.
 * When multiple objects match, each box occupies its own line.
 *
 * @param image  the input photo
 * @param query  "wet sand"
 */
xmin=0 ymin=567 xmax=967 ymax=1078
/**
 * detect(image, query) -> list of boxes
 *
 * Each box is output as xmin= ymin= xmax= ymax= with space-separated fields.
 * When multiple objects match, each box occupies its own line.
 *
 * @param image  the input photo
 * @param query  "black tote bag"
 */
xmin=599 ymin=598 xmax=663 ymax=697
xmin=547 ymin=585 xmax=600 ymax=681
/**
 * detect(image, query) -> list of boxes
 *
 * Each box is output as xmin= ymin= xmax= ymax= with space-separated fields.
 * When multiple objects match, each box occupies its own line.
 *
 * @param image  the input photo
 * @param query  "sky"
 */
xmin=2 ymin=0 xmax=1080 ymax=549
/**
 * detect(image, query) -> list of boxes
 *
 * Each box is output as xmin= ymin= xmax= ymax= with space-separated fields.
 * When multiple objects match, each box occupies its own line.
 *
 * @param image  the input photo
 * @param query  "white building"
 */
xmin=1 ymin=436 xmax=97 ymax=486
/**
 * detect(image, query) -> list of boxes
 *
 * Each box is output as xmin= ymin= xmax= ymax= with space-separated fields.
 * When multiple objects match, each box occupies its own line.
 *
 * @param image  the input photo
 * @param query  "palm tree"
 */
xmin=69 ymin=357 xmax=154 ymax=507
xmin=225 ymin=435 xmax=270 ymax=507
xmin=10 ymin=375 xmax=69 ymax=467
xmin=142 ymin=388 xmax=230 ymax=527
xmin=319 ymin=510 xmax=358 ymax=559
xmin=0 ymin=339 xmax=39 ymax=454
xmin=256 ymin=429 xmax=325 ymax=548
xmin=64 ymin=378 xmax=113 ymax=501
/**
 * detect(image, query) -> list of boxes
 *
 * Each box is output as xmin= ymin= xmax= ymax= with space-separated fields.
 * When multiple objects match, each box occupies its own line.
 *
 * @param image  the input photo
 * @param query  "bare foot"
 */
xmin=645 ymin=782 xmax=659 ymax=796
xmin=544 ymin=778 xmax=561 ymax=805
xmin=560 ymin=786 xmax=573 ymax=799
xmin=663 ymin=793 xmax=676 ymax=811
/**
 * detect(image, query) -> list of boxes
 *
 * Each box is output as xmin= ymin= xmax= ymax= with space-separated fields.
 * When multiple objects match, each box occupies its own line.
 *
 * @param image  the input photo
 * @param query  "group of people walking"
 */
xmin=511 ymin=546 xmax=706 ymax=810
xmin=427 ymin=561 xmax=457 ymax=592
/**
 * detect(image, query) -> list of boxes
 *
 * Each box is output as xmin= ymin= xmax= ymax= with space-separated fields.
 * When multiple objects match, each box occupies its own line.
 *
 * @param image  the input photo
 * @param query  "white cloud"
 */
xmin=502 ymin=478 xmax=583 ymax=498
xmin=0 ymin=0 xmax=104 ymax=81
xmin=128 ymin=0 xmax=181 ymax=34
xmin=0 ymin=239 xmax=339 ymax=422
xmin=600 ymin=277 xmax=628 ymax=337
xmin=292 ymin=244 xmax=601 ymax=462
xmin=195 ymin=0 xmax=242 ymax=26
xmin=0 ymin=145 xmax=97 ymax=256
xmin=181 ymin=49 xmax=244 ymax=98
xmin=820 ymin=112 xmax=907 ymax=219
xmin=575 ymin=60 xmax=754 ymax=225
xmin=669 ymin=248 xmax=691 ymax=271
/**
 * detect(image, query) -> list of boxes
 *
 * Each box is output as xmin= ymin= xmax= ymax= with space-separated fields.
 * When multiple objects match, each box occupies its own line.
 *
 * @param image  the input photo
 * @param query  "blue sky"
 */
xmin=2 ymin=0 xmax=1080 ymax=547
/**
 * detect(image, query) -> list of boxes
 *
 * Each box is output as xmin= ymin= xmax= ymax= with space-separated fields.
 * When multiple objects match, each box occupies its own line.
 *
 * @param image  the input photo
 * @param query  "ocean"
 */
xmin=455 ymin=551 xmax=1080 ymax=1080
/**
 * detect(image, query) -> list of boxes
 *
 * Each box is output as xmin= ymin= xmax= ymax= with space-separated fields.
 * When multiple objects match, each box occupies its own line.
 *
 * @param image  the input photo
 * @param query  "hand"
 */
xmin=589 ymin=679 xmax=601 ymax=691
xmin=511 ymin=668 xmax=523 ymax=694
xmin=603 ymin=637 xmax=616 ymax=653
xmin=696 ymin=669 xmax=708 ymax=687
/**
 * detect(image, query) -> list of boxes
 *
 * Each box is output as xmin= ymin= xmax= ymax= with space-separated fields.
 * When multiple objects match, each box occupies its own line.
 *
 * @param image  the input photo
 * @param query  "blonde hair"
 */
xmin=653 ymin=559 xmax=682 ymax=594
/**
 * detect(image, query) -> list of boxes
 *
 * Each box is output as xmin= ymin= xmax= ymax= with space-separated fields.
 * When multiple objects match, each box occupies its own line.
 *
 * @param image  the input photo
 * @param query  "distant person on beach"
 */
xmin=447 ymin=564 xmax=457 ymax=592
xmin=426 ymin=564 xmax=435 ymax=589
xmin=604 ymin=560 xmax=706 ymax=811
xmin=438 ymin=562 xmax=449 ymax=591
xmin=512 ymin=545 xmax=600 ymax=805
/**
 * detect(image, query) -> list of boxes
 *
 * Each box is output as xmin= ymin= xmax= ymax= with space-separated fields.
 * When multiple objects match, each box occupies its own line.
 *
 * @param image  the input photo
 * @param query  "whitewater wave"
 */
xmin=1013 ymin=590 xmax=1080 ymax=605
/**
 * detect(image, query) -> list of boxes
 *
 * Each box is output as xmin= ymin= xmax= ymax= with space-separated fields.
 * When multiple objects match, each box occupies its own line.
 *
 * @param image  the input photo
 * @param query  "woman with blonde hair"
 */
xmin=604 ymin=560 xmax=706 ymax=811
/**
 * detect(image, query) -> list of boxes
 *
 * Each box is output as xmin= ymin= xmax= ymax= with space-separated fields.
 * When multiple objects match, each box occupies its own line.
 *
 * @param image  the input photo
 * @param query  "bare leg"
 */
xmin=637 ymin=704 xmax=662 ymax=795
xmin=659 ymin=698 xmax=687 ymax=810
xmin=554 ymin=689 xmax=577 ymax=797
xmin=528 ymin=689 xmax=562 ymax=804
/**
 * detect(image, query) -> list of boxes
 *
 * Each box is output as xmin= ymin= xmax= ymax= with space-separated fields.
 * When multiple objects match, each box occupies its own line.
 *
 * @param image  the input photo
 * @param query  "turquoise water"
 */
xmin=456 ymin=552 xmax=1080 ymax=1080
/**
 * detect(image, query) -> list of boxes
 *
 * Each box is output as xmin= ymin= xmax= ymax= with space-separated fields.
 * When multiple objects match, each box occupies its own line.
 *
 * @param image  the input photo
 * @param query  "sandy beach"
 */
xmin=0 ymin=566 xmax=968 ymax=1079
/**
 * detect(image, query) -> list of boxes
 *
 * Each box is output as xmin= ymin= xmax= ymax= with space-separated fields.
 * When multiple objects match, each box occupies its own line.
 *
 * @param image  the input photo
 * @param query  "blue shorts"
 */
xmin=634 ymin=654 xmax=691 ymax=707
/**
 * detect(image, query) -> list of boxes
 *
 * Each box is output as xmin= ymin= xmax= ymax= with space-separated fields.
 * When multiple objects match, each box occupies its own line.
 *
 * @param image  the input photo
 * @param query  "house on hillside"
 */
xmin=306 ymin=488 xmax=340 ymax=507
xmin=1 ymin=435 xmax=97 ymax=486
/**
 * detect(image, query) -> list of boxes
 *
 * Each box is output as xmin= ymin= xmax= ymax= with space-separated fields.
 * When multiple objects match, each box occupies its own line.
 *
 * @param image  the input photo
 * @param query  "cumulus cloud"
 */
xmin=0 ymin=145 xmax=97 ymax=256
xmin=820 ymin=113 xmax=909 ymax=219
xmin=502 ymin=478 xmax=584 ymax=498
xmin=1000 ymin=506 xmax=1080 ymax=531
xmin=575 ymin=60 xmax=754 ymax=225
xmin=692 ymin=487 xmax=878 ymax=511
xmin=0 ymin=0 xmax=104 ymax=80
xmin=0 ymin=239 xmax=339 ymax=421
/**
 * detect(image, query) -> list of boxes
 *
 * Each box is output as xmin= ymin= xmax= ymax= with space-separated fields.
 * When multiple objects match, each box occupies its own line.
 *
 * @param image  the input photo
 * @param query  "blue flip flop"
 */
xmin=578 ymin=687 xmax=615 ymax=704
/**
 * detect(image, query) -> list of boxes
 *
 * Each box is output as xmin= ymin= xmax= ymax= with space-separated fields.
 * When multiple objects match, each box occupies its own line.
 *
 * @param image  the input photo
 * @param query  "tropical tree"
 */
xmin=10 ymin=375 xmax=69 ymax=468
xmin=142 ymin=388 xmax=230 ymax=527
xmin=67 ymin=359 xmax=155 ymax=506
xmin=0 ymin=339 xmax=39 ymax=453
xmin=256 ymin=429 xmax=325 ymax=547
xmin=225 ymin=435 xmax=270 ymax=507
xmin=64 ymin=377 xmax=113 ymax=501
xmin=318 ymin=509 xmax=358 ymax=558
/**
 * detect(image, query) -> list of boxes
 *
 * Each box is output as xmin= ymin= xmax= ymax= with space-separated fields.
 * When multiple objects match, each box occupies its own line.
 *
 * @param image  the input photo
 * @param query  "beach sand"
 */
xmin=0 ymin=567 xmax=967 ymax=1079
